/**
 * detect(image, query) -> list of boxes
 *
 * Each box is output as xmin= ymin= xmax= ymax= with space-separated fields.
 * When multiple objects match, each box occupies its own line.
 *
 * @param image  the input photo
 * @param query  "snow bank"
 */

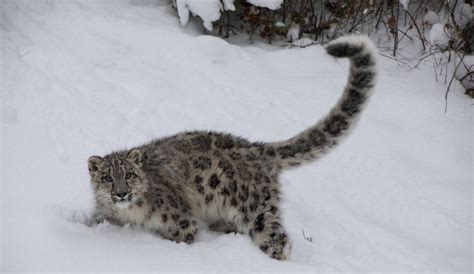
xmin=175 ymin=0 xmax=282 ymax=31
xmin=1 ymin=0 xmax=472 ymax=272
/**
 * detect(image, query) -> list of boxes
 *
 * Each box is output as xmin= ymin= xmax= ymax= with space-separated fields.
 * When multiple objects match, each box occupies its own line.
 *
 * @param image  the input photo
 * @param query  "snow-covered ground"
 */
xmin=1 ymin=0 xmax=472 ymax=272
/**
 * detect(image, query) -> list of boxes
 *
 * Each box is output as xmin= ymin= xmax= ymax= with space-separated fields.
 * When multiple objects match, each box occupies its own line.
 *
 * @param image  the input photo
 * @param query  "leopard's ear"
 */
xmin=88 ymin=156 xmax=104 ymax=173
xmin=127 ymin=149 xmax=143 ymax=167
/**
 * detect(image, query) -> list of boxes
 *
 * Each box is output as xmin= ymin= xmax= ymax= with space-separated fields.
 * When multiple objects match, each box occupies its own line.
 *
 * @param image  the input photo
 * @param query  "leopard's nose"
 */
xmin=115 ymin=192 xmax=128 ymax=199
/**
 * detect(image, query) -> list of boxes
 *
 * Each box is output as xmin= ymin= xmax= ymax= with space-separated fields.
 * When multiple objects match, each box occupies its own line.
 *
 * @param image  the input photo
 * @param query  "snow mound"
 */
xmin=454 ymin=3 xmax=472 ymax=28
xmin=287 ymin=23 xmax=300 ymax=42
xmin=428 ymin=23 xmax=449 ymax=48
xmin=423 ymin=10 xmax=439 ymax=25
xmin=176 ymin=0 xmax=223 ymax=31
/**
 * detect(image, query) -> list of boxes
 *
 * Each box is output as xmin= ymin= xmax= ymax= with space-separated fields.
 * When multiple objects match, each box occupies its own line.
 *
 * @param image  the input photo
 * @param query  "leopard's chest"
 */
xmin=113 ymin=205 xmax=148 ymax=226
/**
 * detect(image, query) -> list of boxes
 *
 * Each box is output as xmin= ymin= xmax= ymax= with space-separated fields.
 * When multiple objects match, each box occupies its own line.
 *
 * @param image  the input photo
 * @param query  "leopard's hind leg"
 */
xmin=237 ymin=179 xmax=292 ymax=260
xmin=249 ymin=203 xmax=291 ymax=260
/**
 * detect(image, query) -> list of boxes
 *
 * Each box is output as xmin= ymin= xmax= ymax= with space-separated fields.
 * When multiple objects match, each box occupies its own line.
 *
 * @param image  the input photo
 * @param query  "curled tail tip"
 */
xmin=325 ymin=35 xmax=377 ymax=59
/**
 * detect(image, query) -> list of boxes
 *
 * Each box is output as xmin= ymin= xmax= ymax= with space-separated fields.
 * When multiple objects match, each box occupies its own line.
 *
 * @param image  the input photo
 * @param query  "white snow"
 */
xmin=423 ymin=10 xmax=439 ymax=25
xmin=291 ymin=38 xmax=313 ymax=48
xmin=425 ymin=4 xmax=472 ymax=50
xmin=453 ymin=3 xmax=472 ymax=28
xmin=222 ymin=0 xmax=236 ymax=11
xmin=247 ymin=0 xmax=283 ymax=10
xmin=287 ymin=23 xmax=300 ymax=42
xmin=1 ymin=0 xmax=472 ymax=272
xmin=275 ymin=21 xmax=285 ymax=28
xmin=400 ymin=0 xmax=409 ymax=10
xmin=428 ymin=23 xmax=450 ymax=48
xmin=176 ymin=0 xmax=223 ymax=31
xmin=175 ymin=0 xmax=282 ymax=31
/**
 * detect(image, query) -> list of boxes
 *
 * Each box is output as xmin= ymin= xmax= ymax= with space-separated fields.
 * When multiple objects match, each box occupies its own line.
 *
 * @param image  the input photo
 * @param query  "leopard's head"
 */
xmin=88 ymin=149 xmax=148 ymax=209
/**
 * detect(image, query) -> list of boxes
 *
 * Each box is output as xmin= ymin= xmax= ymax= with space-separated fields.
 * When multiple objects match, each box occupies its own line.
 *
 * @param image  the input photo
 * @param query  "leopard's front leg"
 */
xmin=86 ymin=211 xmax=123 ymax=227
xmin=148 ymin=191 xmax=199 ymax=244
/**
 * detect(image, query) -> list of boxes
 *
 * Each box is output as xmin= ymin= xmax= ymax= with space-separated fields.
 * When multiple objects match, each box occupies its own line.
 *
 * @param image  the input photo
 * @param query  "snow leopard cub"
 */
xmin=87 ymin=36 xmax=377 ymax=260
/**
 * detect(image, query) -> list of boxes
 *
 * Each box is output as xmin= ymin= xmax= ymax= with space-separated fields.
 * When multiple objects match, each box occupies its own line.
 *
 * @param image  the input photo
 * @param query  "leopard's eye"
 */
xmin=125 ymin=172 xmax=133 ymax=180
xmin=104 ymin=175 xmax=113 ymax=182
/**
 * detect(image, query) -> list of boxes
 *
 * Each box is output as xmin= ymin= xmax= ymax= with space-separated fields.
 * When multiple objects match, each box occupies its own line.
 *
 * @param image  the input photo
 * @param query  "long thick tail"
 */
xmin=270 ymin=35 xmax=377 ymax=170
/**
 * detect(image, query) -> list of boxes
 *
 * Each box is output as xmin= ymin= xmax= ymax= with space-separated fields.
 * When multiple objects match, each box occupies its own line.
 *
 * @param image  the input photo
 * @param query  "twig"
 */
xmin=393 ymin=0 xmax=400 ymax=56
xmin=375 ymin=0 xmax=385 ymax=30
xmin=402 ymin=8 xmax=426 ymax=50
xmin=445 ymin=52 xmax=465 ymax=113
xmin=302 ymin=229 xmax=313 ymax=242
xmin=414 ymin=50 xmax=440 ymax=68
xmin=396 ymin=27 xmax=414 ymax=42
xmin=283 ymin=40 xmax=320 ymax=48
xmin=458 ymin=70 xmax=473 ymax=82
xmin=349 ymin=9 xmax=374 ymax=33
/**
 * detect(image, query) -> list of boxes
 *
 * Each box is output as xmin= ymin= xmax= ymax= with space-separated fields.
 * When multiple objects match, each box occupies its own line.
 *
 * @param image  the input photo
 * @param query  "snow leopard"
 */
xmin=87 ymin=35 xmax=377 ymax=260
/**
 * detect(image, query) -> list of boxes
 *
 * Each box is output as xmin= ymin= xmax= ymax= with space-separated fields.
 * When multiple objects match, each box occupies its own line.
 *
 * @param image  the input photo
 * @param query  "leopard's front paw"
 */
xmin=168 ymin=219 xmax=199 ymax=244
xmin=259 ymin=232 xmax=292 ymax=260
xmin=85 ymin=214 xmax=106 ymax=227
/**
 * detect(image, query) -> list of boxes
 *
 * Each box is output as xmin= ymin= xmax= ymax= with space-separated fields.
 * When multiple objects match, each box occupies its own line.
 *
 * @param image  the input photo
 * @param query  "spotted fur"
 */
xmin=87 ymin=35 xmax=377 ymax=260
